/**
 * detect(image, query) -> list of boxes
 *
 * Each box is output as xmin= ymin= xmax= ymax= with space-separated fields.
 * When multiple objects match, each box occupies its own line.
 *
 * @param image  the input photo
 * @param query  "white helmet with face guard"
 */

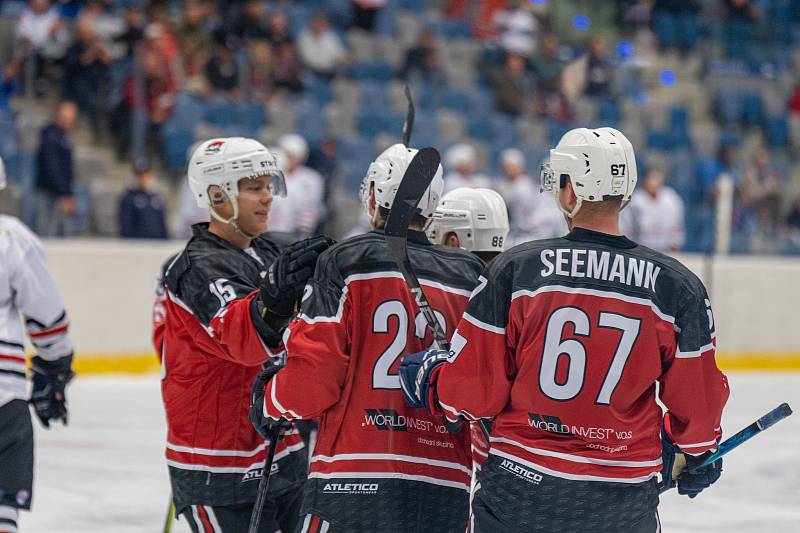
xmin=541 ymin=127 xmax=637 ymax=218
xmin=359 ymin=143 xmax=444 ymax=219
xmin=188 ymin=137 xmax=286 ymax=229
xmin=427 ymin=187 xmax=509 ymax=253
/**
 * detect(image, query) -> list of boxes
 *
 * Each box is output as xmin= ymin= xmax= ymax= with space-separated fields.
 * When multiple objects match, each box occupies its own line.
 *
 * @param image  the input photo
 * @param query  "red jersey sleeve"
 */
xmin=435 ymin=262 xmax=515 ymax=423
xmin=264 ymin=255 xmax=350 ymax=420
xmin=659 ymin=285 xmax=729 ymax=455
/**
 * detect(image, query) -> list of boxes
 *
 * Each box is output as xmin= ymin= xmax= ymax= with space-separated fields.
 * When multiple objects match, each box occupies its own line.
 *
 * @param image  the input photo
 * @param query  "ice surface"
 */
xmin=19 ymin=373 xmax=800 ymax=532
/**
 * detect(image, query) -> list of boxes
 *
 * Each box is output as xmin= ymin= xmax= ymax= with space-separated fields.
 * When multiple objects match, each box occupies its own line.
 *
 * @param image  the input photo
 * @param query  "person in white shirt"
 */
xmin=15 ymin=0 xmax=68 ymax=59
xmin=496 ymin=148 xmax=567 ymax=245
xmin=297 ymin=13 xmax=347 ymax=78
xmin=268 ymin=134 xmax=325 ymax=239
xmin=493 ymin=0 xmax=539 ymax=56
xmin=443 ymin=143 xmax=491 ymax=193
xmin=0 ymin=157 xmax=75 ymax=533
xmin=622 ymin=169 xmax=685 ymax=252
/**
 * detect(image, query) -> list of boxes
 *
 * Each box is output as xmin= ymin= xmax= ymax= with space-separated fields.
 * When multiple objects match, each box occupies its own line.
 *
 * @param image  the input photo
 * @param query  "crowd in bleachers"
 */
xmin=1 ymin=0 xmax=800 ymax=254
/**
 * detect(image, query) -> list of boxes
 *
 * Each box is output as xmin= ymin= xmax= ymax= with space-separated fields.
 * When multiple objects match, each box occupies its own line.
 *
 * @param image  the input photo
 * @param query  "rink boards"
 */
xmin=37 ymin=239 xmax=800 ymax=374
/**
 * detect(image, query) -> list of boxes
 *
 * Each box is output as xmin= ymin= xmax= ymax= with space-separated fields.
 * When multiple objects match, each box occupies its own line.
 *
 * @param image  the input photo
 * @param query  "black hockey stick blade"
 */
xmin=402 ymin=85 xmax=415 ymax=147
xmin=385 ymin=147 xmax=440 ymax=240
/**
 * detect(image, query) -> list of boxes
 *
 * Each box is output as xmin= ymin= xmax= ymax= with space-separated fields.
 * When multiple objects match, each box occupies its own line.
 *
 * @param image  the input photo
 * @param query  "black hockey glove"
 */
xmin=30 ymin=355 xmax=75 ymax=428
xmin=258 ymin=236 xmax=334 ymax=332
xmin=249 ymin=362 xmax=292 ymax=440
xmin=661 ymin=426 xmax=722 ymax=498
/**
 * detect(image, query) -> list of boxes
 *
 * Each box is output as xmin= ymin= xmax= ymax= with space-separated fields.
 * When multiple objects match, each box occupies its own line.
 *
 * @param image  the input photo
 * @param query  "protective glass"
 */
xmin=540 ymin=161 xmax=557 ymax=193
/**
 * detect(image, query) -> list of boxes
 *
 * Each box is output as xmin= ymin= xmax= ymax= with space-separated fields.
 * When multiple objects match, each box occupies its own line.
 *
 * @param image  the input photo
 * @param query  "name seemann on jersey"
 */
xmin=540 ymin=249 xmax=661 ymax=291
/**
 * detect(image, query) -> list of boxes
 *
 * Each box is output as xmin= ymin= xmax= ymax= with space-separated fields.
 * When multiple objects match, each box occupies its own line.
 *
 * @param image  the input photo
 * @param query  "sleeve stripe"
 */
xmin=675 ymin=342 xmax=715 ymax=359
xmin=267 ymin=373 xmax=302 ymax=420
xmin=675 ymin=438 xmax=718 ymax=448
xmin=462 ymin=312 xmax=505 ymax=335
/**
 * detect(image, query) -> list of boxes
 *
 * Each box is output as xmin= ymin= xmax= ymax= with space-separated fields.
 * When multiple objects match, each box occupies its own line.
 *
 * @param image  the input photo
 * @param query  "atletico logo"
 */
xmin=205 ymin=141 xmax=225 ymax=154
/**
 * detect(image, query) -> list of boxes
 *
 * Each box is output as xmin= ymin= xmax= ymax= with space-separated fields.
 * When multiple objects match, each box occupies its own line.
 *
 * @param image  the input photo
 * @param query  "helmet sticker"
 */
xmin=205 ymin=141 xmax=225 ymax=154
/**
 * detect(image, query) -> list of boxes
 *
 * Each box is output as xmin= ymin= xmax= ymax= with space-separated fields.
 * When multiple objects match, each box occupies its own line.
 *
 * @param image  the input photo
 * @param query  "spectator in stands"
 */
xmin=400 ymin=28 xmax=446 ymax=85
xmin=229 ymin=0 xmax=269 ymax=41
xmin=352 ymin=0 xmax=387 ymax=32
xmin=62 ymin=16 xmax=112 ymax=134
xmin=741 ymin=148 xmax=784 ymax=250
xmin=490 ymin=52 xmax=534 ymax=116
xmin=265 ymin=10 xmax=293 ymax=49
xmin=247 ymin=41 xmax=275 ymax=103
xmin=268 ymin=134 xmax=325 ymax=239
xmin=15 ymin=0 xmax=69 ymax=93
xmin=443 ymin=144 xmax=491 ymax=193
xmin=178 ymin=0 xmax=213 ymax=89
xmin=79 ymin=0 xmax=126 ymax=57
xmin=787 ymin=84 xmax=800 ymax=149
xmin=583 ymin=35 xmax=614 ymax=98
xmin=34 ymin=101 xmax=79 ymax=237
xmin=0 ymin=60 xmax=20 ymax=111
xmin=118 ymin=160 xmax=167 ymax=239
xmin=723 ymin=0 xmax=759 ymax=59
xmin=298 ymin=13 xmax=348 ymax=79
xmin=530 ymin=33 xmax=565 ymax=94
xmin=273 ymin=42 xmax=304 ymax=93
xmin=205 ymin=36 xmax=241 ymax=94
xmin=621 ymin=169 xmax=685 ymax=252
xmin=496 ymin=148 xmax=566 ymax=245
xmin=493 ymin=0 xmax=539 ymax=56
xmin=114 ymin=3 xmax=145 ymax=59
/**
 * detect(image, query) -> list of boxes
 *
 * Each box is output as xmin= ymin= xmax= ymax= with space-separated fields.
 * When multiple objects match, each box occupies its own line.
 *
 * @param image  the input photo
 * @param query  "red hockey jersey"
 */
xmin=158 ymin=224 xmax=305 ymax=508
xmin=263 ymin=230 xmax=485 ymax=506
xmin=434 ymin=228 xmax=729 ymax=483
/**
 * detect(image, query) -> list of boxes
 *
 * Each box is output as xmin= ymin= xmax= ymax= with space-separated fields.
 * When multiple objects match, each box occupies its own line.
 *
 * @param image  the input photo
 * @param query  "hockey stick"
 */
xmin=162 ymin=498 xmax=175 ymax=533
xmin=247 ymin=426 xmax=282 ymax=533
xmin=402 ymin=85 xmax=415 ymax=147
xmin=384 ymin=147 xmax=491 ymax=441
xmin=659 ymin=402 xmax=793 ymax=494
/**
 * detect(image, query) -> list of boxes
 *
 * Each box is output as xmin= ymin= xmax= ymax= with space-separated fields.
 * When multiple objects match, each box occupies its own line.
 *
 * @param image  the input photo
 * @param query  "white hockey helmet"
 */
xmin=359 ymin=143 xmax=444 ymax=219
xmin=541 ymin=127 xmax=637 ymax=218
xmin=427 ymin=187 xmax=510 ymax=253
xmin=0 ymin=156 xmax=5 ymax=191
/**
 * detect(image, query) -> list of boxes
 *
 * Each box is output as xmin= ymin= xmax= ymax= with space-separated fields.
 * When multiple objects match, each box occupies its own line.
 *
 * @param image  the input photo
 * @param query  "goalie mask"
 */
xmin=188 ymin=137 xmax=286 ymax=233
xmin=427 ymin=187 xmax=509 ymax=253
xmin=541 ymin=127 xmax=637 ymax=218
xmin=359 ymin=143 xmax=444 ymax=220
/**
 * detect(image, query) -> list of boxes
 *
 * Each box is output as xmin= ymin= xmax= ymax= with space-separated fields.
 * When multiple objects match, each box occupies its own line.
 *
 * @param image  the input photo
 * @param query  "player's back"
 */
xmin=282 ymin=229 xmax=484 ymax=531
xmin=447 ymin=227 xmax=726 ymax=483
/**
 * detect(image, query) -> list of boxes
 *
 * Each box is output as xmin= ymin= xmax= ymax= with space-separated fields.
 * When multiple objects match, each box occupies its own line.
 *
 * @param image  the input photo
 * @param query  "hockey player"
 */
xmin=249 ymin=144 xmax=485 ymax=532
xmin=426 ymin=187 xmax=510 ymax=264
xmin=426 ymin=187 xmax=510 ymax=477
xmin=159 ymin=138 xmax=332 ymax=532
xmin=400 ymin=128 xmax=730 ymax=532
xmin=0 ymin=157 xmax=75 ymax=533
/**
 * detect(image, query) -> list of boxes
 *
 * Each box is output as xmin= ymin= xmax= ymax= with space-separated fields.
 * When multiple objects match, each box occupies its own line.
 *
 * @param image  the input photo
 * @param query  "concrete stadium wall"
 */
xmin=38 ymin=240 xmax=800 ymax=373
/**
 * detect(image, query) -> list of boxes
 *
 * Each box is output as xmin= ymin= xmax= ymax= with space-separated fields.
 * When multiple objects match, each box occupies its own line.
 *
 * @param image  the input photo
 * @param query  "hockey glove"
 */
xmin=249 ymin=362 xmax=292 ymax=440
xmin=398 ymin=348 xmax=450 ymax=416
xmin=258 ymin=236 xmax=334 ymax=331
xmin=30 ymin=355 xmax=75 ymax=428
xmin=661 ymin=426 xmax=722 ymax=498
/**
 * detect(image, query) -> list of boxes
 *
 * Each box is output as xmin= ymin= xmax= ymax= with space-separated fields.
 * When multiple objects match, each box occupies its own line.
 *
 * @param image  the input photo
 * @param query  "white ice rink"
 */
xmin=18 ymin=373 xmax=800 ymax=533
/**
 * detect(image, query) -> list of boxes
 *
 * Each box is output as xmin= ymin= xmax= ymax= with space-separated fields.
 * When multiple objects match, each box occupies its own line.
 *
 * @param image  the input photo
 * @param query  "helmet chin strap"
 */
xmin=209 ymin=198 xmax=260 ymax=240
xmin=557 ymin=195 xmax=583 ymax=219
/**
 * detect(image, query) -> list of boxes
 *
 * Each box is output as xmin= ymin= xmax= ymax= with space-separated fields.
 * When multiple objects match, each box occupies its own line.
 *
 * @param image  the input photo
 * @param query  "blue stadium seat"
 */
xmin=669 ymin=106 xmax=691 ymax=148
xmin=353 ymin=61 xmax=394 ymax=83
xmin=358 ymin=81 xmax=390 ymax=110
xmin=764 ymin=115 xmax=789 ymax=147
xmin=440 ymin=87 xmax=471 ymax=112
xmin=170 ymin=92 xmax=205 ymax=131
xmin=715 ymin=88 xmax=742 ymax=124
xmin=597 ymin=98 xmax=621 ymax=127
xmin=306 ymin=75 xmax=333 ymax=106
xmin=204 ymin=96 xmax=236 ymax=129
xmin=161 ymin=126 xmax=194 ymax=173
xmin=467 ymin=115 xmax=492 ymax=142
xmin=741 ymin=93 xmax=764 ymax=127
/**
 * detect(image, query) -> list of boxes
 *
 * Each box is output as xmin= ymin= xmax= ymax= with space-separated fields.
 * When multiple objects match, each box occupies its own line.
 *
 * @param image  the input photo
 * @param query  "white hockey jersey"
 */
xmin=267 ymin=165 xmax=325 ymax=238
xmin=0 ymin=215 xmax=72 ymax=407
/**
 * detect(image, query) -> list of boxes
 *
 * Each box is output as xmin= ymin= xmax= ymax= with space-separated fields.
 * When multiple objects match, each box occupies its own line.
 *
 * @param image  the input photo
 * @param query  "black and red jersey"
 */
xmin=434 ymin=227 xmax=729 ymax=484
xmin=158 ymin=223 xmax=305 ymax=508
xmin=262 ymin=228 xmax=484 ymax=530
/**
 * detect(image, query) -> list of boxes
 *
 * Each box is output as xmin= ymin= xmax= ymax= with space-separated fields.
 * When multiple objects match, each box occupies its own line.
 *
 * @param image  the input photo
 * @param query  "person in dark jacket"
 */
xmin=118 ymin=159 xmax=168 ymax=239
xmin=35 ymin=100 xmax=79 ymax=237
